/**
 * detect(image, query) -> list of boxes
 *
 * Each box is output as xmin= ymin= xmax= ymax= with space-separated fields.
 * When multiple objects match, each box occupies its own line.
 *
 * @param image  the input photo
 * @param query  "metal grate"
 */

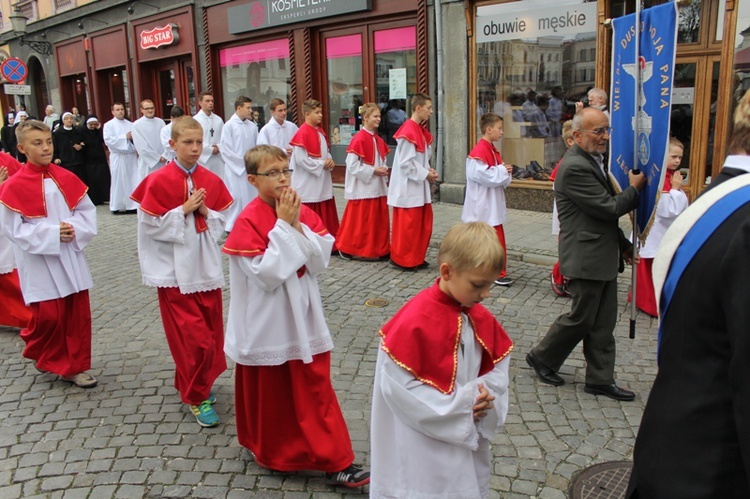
xmin=569 ymin=461 xmax=633 ymax=499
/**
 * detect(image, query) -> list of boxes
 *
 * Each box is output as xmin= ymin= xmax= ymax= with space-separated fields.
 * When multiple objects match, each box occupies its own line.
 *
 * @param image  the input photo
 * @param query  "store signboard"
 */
xmin=228 ymin=0 xmax=372 ymax=34
xmin=476 ymin=2 xmax=597 ymax=43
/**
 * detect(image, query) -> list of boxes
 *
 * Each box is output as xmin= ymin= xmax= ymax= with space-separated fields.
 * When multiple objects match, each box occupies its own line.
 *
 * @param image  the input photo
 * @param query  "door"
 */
xmin=152 ymin=57 xmax=196 ymax=122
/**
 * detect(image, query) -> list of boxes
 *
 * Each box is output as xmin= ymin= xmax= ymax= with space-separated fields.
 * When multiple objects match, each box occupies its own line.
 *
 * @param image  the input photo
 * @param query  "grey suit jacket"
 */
xmin=555 ymin=144 xmax=639 ymax=281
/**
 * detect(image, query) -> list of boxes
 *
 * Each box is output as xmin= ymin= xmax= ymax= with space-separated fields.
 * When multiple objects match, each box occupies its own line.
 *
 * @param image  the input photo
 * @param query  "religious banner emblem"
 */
xmin=609 ymin=2 xmax=678 ymax=241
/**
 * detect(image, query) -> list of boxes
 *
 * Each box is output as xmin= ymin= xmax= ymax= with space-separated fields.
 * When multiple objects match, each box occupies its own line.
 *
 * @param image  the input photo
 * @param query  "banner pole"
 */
xmin=629 ymin=0 xmax=642 ymax=340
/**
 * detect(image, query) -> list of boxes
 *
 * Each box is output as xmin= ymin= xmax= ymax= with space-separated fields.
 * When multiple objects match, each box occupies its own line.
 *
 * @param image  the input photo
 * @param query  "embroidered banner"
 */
xmin=609 ymin=2 xmax=678 ymax=241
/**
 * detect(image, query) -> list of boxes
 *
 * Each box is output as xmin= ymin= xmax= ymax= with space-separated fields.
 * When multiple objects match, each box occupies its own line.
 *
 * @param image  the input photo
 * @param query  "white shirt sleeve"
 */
xmin=291 ymin=146 xmax=325 ymax=177
xmin=466 ymin=158 xmax=511 ymax=188
xmin=396 ymin=140 xmax=429 ymax=183
xmin=345 ymin=152 xmax=375 ymax=183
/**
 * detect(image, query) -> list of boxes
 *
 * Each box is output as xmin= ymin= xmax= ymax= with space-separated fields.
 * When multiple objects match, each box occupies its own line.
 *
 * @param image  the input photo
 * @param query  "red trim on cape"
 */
xmin=0 ymin=162 xmax=88 ymax=218
xmin=380 ymin=280 xmax=513 ymax=395
xmin=393 ymin=119 xmax=433 ymax=153
xmin=289 ymin=123 xmax=329 ymax=158
xmin=346 ymin=128 xmax=390 ymax=165
xmin=222 ymin=196 xmax=329 ymax=278
xmin=130 ymin=161 xmax=233 ymax=233
xmin=468 ymin=138 xmax=503 ymax=168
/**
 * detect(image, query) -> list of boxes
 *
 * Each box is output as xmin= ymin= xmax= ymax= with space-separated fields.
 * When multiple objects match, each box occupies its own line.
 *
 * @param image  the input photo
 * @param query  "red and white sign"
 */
xmin=140 ymin=24 xmax=180 ymax=50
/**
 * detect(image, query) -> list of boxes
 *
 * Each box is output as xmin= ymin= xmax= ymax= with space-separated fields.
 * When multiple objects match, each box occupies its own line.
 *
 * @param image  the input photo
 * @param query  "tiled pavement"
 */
xmin=0 ymin=188 xmax=656 ymax=498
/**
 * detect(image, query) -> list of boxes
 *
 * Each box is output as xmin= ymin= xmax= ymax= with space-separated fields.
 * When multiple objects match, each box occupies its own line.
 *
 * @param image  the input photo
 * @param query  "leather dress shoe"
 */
xmin=526 ymin=352 xmax=564 ymax=386
xmin=584 ymin=383 xmax=636 ymax=401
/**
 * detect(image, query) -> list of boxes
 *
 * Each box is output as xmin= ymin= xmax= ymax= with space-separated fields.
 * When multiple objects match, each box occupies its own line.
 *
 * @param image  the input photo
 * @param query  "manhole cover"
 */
xmin=365 ymin=298 xmax=388 ymax=308
xmin=569 ymin=461 xmax=632 ymax=499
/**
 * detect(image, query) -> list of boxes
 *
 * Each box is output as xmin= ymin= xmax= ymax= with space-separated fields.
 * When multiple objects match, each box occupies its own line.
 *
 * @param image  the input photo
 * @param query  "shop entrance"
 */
xmin=96 ymin=67 xmax=130 ymax=119
xmin=321 ymin=22 xmax=417 ymax=176
xmin=142 ymin=57 xmax=197 ymax=122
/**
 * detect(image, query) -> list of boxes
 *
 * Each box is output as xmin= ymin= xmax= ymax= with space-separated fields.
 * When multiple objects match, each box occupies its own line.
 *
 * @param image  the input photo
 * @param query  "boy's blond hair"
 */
xmin=303 ymin=99 xmax=322 ymax=115
xmin=562 ymin=120 xmax=574 ymax=144
xmin=171 ymin=116 xmax=203 ymax=141
xmin=244 ymin=144 xmax=287 ymax=175
xmin=360 ymin=102 xmax=380 ymax=119
xmin=479 ymin=113 xmax=502 ymax=135
xmin=669 ymin=137 xmax=684 ymax=150
xmin=15 ymin=119 xmax=50 ymax=144
xmin=438 ymin=222 xmax=505 ymax=274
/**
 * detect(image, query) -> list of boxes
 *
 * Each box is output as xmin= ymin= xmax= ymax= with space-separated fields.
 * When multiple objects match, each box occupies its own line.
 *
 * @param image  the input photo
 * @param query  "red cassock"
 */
xmin=336 ymin=129 xmax=390 ymax=259
xmin=0 ymin=161 xmax=91 ymax=375
xmin=0 ymin=152 xmax=32 ymax=328
xmin=131 ymin=162 xmax=233 ymax=405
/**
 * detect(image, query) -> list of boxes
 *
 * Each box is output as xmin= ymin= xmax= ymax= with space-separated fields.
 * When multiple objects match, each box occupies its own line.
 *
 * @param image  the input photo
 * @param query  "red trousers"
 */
xmin=633 ymin=257 xmax=658 ymax=317
xmin=0 ymin=270 xmax=32 ymax=328
xmin=494 ymin=224 xmax=508 ymax=278
xmin=336 ymin=197 xmax=390 ymax=258
xmin=157 ymin=287 xmax=226 ymax=405
xmin=235 ymin=352 xmax=354 ymax=472
xmin=304 ymin=198 xmax=340 ymax=251
xmin=391 ymin=205 xmax=433 ymax=268
xmin=22 ymin=290 xmax=91 ymax=376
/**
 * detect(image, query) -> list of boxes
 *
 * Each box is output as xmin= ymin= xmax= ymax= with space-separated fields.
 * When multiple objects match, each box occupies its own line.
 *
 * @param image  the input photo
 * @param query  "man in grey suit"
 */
xmin=526 ymin=107 xmax=646 ymax=401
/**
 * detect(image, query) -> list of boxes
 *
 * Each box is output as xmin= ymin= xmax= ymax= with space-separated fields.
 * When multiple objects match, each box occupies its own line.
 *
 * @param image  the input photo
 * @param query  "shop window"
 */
xmin=476 ymin=0 xmax=597 ymax=179
xmin=678 ymin=0 xmax=701 ymax=44
xmin=730 ymin=0 xmax=750 ymax=149
xmin=219 ymin=39 xmax=293 ymax=125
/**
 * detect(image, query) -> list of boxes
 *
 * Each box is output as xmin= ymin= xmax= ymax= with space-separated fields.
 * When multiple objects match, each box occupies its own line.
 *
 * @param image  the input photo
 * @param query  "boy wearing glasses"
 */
xmin=223 ymin=145 xmax=370 ymax=488
xmin=131 ymin=117 xmax=233 ymax=427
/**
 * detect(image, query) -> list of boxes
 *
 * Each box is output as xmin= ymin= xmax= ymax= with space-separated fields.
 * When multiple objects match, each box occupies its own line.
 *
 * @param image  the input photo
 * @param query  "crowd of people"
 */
xmin=0 ymin=84 xmax=748 ymax=497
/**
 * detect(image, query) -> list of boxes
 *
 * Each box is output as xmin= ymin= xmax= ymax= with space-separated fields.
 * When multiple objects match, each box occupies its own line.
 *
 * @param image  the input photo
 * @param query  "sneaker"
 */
xmin=495 ymin=277 xmax=514 ymax=287
xmin=190 ymin=400 xmax=219 ymax=427
xmin=550 ymin=272 xmax=567 ymax=297
xmin=61 ymin=372 xmax=98 ymax=388
xmin=208 ymin=392 xmax=216 ymax=405
xmin=325 ymin=463 xmax=370 ymax=488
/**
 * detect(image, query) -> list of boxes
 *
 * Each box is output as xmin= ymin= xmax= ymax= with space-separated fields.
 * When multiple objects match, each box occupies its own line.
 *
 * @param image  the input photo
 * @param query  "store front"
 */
xmin=55 ymin=37 xmax=91 ymax=117
xmin=205 ymin=0 xmax=427 ymax=181
xmin=87 ymin=26 xmax=132 ymax=119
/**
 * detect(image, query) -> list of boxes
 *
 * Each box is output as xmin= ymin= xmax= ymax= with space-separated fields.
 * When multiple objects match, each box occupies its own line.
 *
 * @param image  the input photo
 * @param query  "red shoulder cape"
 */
xmin=0 ymin=152 xmax=23 ymax=176
xmin=468 ymin=138 xmax=502 ymax=168
xmin=130 ymin=161 xmax=233 ymax=233
xmin=222 ymin=196 xmax=329 ymax=278
xmin=0 ymin=162 xmax=88 ymax=218
xmin=393 ymin=118 xmax=433 ymax=153
xmin=347 ymin=128 xmax=390 ymax=165
xmin=289 ymin=123 xmax=329 ymax=158
xmin=380 ymin=280 xmax=513 ymax=395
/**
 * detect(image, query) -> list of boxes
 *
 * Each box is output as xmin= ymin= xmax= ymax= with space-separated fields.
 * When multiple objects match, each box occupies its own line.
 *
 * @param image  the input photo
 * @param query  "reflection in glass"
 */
xmin=678 ymin=0 xmax=701 ymax=44
xmin=706 ymin=61 xmax=719 ymax=180
xmin=670 ymin=63 xmax=696 ymax=180
xmin=326 ymin=34 xmax=363 ymax=165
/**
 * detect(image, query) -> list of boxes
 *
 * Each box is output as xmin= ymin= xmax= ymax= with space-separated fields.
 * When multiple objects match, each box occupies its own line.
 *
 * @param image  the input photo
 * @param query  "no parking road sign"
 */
xmin=1 ymin=58 xmax=28 ymax=84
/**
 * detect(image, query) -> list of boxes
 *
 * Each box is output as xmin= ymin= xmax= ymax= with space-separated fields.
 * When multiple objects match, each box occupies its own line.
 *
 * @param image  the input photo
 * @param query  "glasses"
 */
xmin=578 ymin=127 xmax=613 ymax=136
xmin=253 ymin=169 xmax=293 ymax=180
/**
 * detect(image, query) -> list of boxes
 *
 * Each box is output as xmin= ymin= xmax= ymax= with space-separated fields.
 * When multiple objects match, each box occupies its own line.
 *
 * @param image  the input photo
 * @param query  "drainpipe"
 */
xmin=434 ymin=0 xmax=445 ymax=181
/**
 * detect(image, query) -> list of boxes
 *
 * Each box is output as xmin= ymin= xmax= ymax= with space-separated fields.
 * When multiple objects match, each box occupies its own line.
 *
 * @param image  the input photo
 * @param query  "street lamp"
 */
xmin=8 ymin=7 xmax=53 ymax=56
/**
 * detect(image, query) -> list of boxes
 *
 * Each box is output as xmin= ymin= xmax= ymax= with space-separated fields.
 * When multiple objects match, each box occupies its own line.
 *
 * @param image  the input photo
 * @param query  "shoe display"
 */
xmin=584 ymin=384 xmax=636 ymax=401
xmin=190 ymin=400 xmax=220 ymax=427
xmin=61 ymin=372 xmax=98 ymax=388
xmin=550 ymin=272 xmax=567 ymax=297
xmin=526 ymin=352 xmax=564 ymax=386
xmin=325 ymin=463 xmax=371 ymax=488
xmin=494 ymin=277 xmax=514 ymax=286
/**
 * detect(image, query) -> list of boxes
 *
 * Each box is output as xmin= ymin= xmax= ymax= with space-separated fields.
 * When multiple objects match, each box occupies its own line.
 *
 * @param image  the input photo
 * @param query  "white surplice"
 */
xmin=461 ymin=157 xmax=512 ymax=226
xmin=0 ymin=180 xmax=97 ymax=304
xmin=290 ymin=133 xmax=334 ymax=203
xmin=132 ymin=115 xmax=167 ymax=180
xmin=194 ymin=110 xmax=225 ymax=178
xmin=0 ymin=232 xmax=16 ymax=274
xmin=160 ymin=123 xmax=175 ymax=163
xmin=344 ymin=130 xmax=388 ymax=200
xmin=370 ymin=316 xmax=510 ymax=499
xmin=257 ymin=119 xmax=298 ymax=153
xmin=387 ymin=138 xmax=432 ymax=208
xmin=639 ymin=187 xmax=689 ymax=258
xmin=136 ymin=206 xmax=226 ymax=294
xmin=224 ymin=219 xmax=335 ymax=366
xmin=103 ymin=117 xmax=139 ymax=211
xmin=220 ymin=113 xmax=259 ymax=232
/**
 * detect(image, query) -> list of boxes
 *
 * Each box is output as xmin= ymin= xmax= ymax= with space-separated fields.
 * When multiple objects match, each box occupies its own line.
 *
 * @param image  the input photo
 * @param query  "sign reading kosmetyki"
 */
xmin=140 ymin=24 xmax=180 ymax=50
xmin=228 ymin=0 xmax=372 ymax=34
xmin=477 ymin=3 xmax=597 ymax=43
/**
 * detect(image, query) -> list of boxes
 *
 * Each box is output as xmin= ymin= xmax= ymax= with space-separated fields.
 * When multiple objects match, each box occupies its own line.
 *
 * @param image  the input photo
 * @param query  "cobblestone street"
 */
xmin=0 ymin=197 xmax=659 ymax=498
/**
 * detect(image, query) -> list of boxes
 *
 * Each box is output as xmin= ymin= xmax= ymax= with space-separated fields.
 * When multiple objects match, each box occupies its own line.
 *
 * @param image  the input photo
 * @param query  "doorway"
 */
xmin=96 ymin=67 xmax=131 ymax=119
xmin=144 ymin=57 xmax=196 ymax=122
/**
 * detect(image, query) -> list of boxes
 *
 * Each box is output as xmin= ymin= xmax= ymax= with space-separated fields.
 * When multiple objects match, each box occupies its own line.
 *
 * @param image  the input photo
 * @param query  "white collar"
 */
xmin=723 ymin=155 xmax=750 ymax=174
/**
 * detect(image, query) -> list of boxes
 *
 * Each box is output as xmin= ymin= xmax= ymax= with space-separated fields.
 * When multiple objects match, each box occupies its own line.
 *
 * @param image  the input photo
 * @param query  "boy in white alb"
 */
xmin=193 ymin=92 xmax=225 ymax=178
xmin=220 ymin=95 xmax=258 ymax=232
xmin=131 ymin=117 xmax=233 ymax=428
xmin=257 ymin=98 xmax=298 ymax=156
xmin=388 ymin=92 xmax=438 ymax=270
xmin=103 ymin=102 xmax=139 ymax=213
xmin=0 ymin=120 xmax=98 ymax=388
xmin=289 ymin=99 xmax=339 ymax=243
xmin=223 ymin=145 xmax=369 ymax=488
xmin=371 ymin=222 xmax=513 ymax=498
xmin=337 ymin=102 xmax=390 ymax=260
xmin=131 ymin=99 xmax=167 ymax=180
xmin=462 ymin=112 xmax=514 ymax=286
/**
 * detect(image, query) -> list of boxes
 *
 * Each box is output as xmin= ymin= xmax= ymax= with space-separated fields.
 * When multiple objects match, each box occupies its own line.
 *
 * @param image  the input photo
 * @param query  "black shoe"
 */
xmin=526 ymin=352 xmax=564 ymax=386
xmin=325 ymin=464 xmax=370 ymax=488
xmin=338 ymin=250 xmax=353 ymax=261
xmin=125 ymin=209 xmax=138 ymax=214
xmin=495 ymin=277 xmax=514 ymax=286
xmin=584 ymin=383 xmax=635 ymax=401
xmin=417 ymin=261 xmax=429 ymax=269
xmin=389 ymin=259 xmax=417 ymax=271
